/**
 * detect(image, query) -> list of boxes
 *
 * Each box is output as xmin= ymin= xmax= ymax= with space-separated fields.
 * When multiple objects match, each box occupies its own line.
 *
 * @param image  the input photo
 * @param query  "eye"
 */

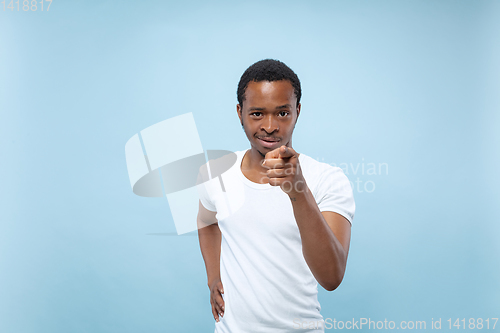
xmin=278 ymin=111 xmax=289 ymax=117
xmin=250 ymin=112 xmax=262 ymax=117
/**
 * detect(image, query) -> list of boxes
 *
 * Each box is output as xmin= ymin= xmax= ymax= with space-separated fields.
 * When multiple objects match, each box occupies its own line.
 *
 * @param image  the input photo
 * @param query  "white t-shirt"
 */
xmin=197 ymin=149 xmax=355 ymax=333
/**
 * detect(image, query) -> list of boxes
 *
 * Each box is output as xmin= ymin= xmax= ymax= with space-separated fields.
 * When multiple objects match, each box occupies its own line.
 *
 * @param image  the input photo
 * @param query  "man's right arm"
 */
xmin=197 ymin=200 xmax=225 ymax=322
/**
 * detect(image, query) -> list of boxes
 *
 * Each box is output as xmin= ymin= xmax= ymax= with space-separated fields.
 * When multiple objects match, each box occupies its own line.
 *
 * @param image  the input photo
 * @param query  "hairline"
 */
xmin=238 ymin=79 xmax=300 ymax=109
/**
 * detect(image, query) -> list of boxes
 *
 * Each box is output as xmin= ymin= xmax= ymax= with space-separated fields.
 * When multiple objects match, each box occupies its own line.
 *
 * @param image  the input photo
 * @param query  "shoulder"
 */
xmin=299 ymin=153 xmax=352 ymax=196
xmin=198 ymin=150 xmax=242 ymax=181
xmin=299 ymin=153 xmax=331 ymax=172
xmin=299 ymin=153 xmax=355 ymax=223
xmin=299 ymin=153 xmax=343 ymax=181
xmin=197 ymin=149 xmax=247 ymax=216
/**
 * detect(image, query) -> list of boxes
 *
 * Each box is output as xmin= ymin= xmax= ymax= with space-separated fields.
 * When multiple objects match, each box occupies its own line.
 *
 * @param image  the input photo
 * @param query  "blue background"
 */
xmin=1 ymin=0 xmax=499 ymax=332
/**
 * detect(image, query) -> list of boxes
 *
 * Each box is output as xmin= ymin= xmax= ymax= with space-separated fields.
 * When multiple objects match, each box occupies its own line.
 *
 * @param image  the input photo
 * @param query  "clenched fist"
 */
xmin=262 ymin=145 xmax=306 ymax=196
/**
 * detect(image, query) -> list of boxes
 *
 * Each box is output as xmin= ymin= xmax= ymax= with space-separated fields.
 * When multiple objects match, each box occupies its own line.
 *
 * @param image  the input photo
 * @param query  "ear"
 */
xmin=295 ymin=103 xmax=301 ymax=122
xmin=237 ymin=104 xmax=243 ymax=126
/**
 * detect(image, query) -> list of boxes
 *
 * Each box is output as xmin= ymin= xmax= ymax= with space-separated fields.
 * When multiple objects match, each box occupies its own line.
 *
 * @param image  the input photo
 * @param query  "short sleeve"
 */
xmin=196 ymin=164 xmax=217 ymax=212
xmin=315 ymin=166 xmax=355 ymax=224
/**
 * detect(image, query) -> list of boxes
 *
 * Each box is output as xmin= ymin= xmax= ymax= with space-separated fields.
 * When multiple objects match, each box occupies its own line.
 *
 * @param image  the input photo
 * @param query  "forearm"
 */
xmin=290 ymin=187 xmax=347 ymax=291
xmin=197 ymin=222 xmax=222 ymax=287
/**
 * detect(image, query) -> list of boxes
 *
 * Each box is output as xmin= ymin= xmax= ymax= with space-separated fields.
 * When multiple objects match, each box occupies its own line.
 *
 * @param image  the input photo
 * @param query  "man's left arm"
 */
xmin=264 ymin=145 xmax=352 ymax=291
xmin=290 ymin=190 xmax=351 ymax=291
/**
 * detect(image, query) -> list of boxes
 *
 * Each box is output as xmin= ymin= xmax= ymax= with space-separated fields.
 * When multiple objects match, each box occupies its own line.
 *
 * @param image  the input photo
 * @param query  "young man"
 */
xmin=197 ymin=59 xmax=355 ymax=332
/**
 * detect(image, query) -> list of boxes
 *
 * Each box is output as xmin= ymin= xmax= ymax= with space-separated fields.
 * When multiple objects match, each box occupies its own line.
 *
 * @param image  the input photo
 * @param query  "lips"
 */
xmin=258 ymin=137 xmax=279 ymax=142
xmin=257 ymin=137 xmax=281 ymax=148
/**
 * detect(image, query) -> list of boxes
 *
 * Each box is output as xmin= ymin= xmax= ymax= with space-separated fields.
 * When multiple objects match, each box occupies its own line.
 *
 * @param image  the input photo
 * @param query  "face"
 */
xmin=237 ymin=80 xmax=301 ymax=157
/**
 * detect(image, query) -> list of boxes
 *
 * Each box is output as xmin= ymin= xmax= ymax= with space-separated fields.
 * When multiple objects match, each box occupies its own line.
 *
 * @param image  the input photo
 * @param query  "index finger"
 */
xmin=279 ymin=145 xmax=296 ymax=159
xmin=265 ymin=145 xmax=295 ymax=161
xmin=264 ymin=146 xmax=282 ymax=160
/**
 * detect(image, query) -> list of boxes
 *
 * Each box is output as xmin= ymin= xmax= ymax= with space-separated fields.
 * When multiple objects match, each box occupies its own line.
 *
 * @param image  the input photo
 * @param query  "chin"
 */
xmin=256 ymin=147 xmax=267 ymax=157
xmin=250 ymin=143 xmax=267 ymax=157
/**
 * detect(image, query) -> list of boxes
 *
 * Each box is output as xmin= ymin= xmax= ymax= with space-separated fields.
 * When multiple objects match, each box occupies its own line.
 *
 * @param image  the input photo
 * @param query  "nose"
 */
xmin=261 ymin=115 xmax=279 ymax=134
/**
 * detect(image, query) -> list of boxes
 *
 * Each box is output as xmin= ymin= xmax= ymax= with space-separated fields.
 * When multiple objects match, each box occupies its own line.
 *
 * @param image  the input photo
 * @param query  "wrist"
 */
xmin=287 ymin=183 xmax=310 ymax=201
xmin=208 ymin=276 xmax=221 ymax=288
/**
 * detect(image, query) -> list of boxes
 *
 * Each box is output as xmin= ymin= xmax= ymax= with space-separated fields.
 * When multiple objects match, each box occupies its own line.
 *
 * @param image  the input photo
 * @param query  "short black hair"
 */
xmin=237 ymin=59 xmax=301 ymax=108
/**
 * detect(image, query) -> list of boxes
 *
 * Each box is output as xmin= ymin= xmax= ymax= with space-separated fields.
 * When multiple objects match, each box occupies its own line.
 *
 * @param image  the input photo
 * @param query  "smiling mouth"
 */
xmin=257 ymin=137 xmax=280 ymax=142
xmin=257 ymin=137 xmax=281 ymax=148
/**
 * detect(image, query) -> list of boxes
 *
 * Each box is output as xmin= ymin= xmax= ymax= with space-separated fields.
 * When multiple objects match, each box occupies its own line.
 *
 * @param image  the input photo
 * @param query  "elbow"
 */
xmin=324 ymin=285 xmax=338 ymax=292
xmin=322 ymin=253 xmax=349 ymax=291
xmin=320 ymin=273 xmax=345 ymax=292
xmin=321 ymin=281 xmax=340 ymax=292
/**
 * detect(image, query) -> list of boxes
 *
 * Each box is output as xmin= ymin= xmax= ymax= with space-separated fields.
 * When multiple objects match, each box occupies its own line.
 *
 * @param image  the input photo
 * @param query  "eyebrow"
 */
xmin=248 ymin=107 xmax=265 ymax=111
xmin=276 ymin=104 xmax=292 ymax=109
xmin=248 ymin=104 xmax=292 ymax=112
